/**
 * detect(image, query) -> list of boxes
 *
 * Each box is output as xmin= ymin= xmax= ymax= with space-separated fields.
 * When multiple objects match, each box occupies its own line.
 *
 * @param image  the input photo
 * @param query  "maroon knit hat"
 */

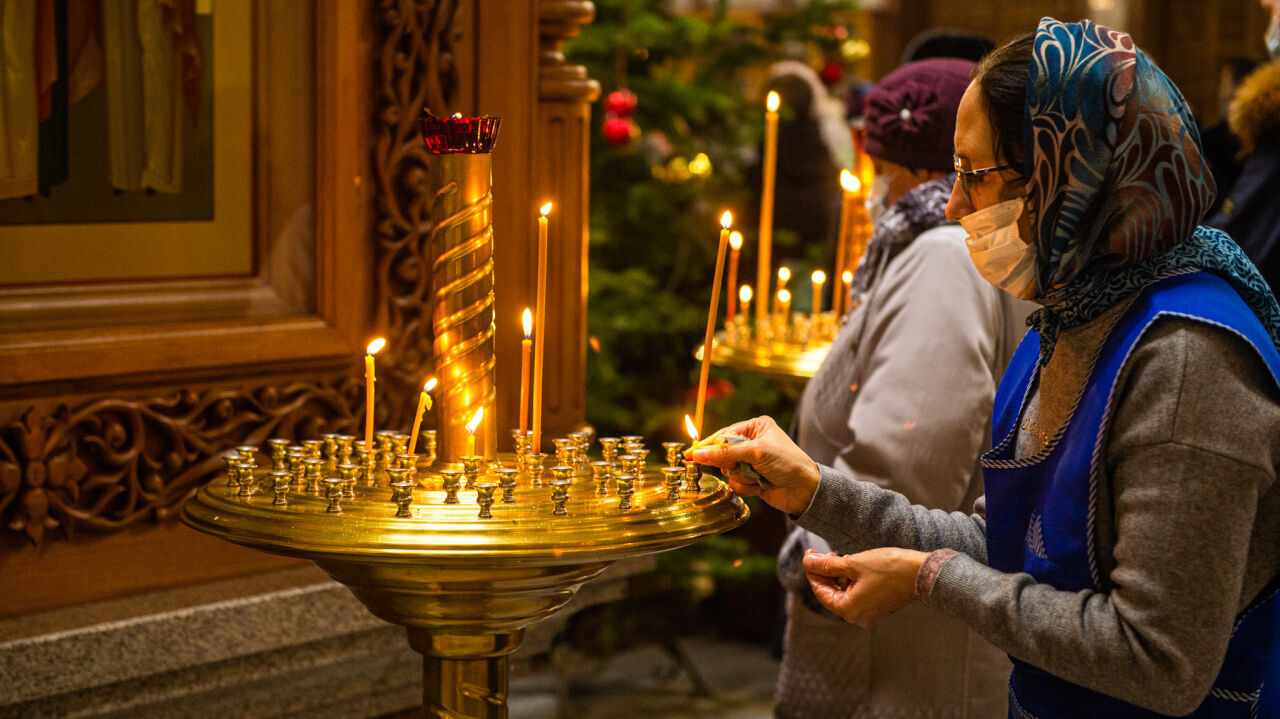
xmin=864 ymin=57 xmax=975 ymax=173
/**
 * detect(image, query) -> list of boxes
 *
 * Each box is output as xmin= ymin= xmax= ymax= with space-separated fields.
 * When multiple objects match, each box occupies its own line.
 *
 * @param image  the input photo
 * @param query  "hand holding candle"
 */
xmin=364 ymin=338 xmax=386 ymax=450
xmin=408 ymin=377 xmax=437 ymax=456
xmin=695 ymin=211 xmax=733 ymax=436
xmin=519 ymin=309 xmax=533 ymax=436
xmin=532 ymin=203 xmax=551 ymax=455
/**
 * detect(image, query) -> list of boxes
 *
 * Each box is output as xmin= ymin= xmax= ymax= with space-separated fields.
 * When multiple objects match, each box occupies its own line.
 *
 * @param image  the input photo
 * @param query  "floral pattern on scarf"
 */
xmin=1023 ymin=17 xmax=1280 ymax=360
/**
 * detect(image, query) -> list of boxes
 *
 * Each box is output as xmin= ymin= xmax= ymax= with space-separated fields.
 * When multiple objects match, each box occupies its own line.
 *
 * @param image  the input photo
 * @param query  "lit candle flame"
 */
xmin=842 ymin=270 xmax=853 ymax=284
xmin=841 ymin=169 xmax=860 ymax=193
xmin=424 ymin=378 xmax=437 ymax=392
xmin=540 ymin=202 xmax=553 ymax=217
xmin=720 ymin=210 xmax=732 ymax=229
xmin=522 ymin=308 xmax=533 ymax=338
xmin=812 ymin=270 xmax=826 ymax=284
xmin=466 ymin=406 xmax=484 ymax=435
xmin=366 ymin=338 xmax=386 ymax=355
xmin=739 ymin=285 xmax=753 ymax=303
xmin=778 ymin=289 xmax=791 ymax=303
xmin=766 ymin=91 xmax=780 ymax=113
xmin=729 ymin=231 xmax=742 ymax=251
xmin=778 ymin=266 xmax=790 ymax=283
xmin=685 ymin=414 xmax=699 ymax=443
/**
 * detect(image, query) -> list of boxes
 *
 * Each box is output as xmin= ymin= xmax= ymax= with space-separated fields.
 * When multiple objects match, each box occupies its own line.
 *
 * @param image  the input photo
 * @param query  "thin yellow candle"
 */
xmin=757 ymin=91 xmax=779 ymax=326
xmin=841 ymin=270 xmax=853 ymax=316
xmin=726 ymin=231 xmax=743 ymax=323
xmin=739 ymin=285 xmax=753 ymax=321
xmin=532 ymin=203 xmax=551 ymax=455
xmin=811 ymin=270 xmax=826 ymax=326
xmin=774 ymin=266 xmax=790 ymax=315
xmin=408 ymin=377 xmax=437 ymax=456
xmin=364 ymin=338 xmax=385 ymax=450
xmin=695 ymin=211 xmax=733 ymax=436
xmin=778 ymin=288 xmax=791 ymax=319
xmin=519 ymin=309 xmax=533 ymax=436
xmin=465 ymin=406 xmax=484 ymax=457
xmin=834 ymin=170 xmax=860 ymax=314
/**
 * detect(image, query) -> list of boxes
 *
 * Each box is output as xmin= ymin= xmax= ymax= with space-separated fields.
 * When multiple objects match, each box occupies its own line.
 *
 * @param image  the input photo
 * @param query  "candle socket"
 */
xmin=268 ymin=439 xmax=291 ymax=471
xmin=549 ymin=473 xmax=572 ymax=516
xmin=497 ymin=467 xmax=518 ymax=504
xmin=338 ymin=464 xmax=358 ymax=499
xmin=303 ymin=458 xmax=324 ymax=494
xmin=303 ymin=439 xmax=324 ymax=460
xmin=685 ymin=462 xmax=703 ymax=493
xmin=617 ymin=454 xmax=640 ymax=483
xmin=475 ymin=482 xmax=497 ymax=519
xmin=599 ymin=438 xmax=621 ymax=463
xmin=235 ymin=445 xmax=260 ymax=467
xmin=460 ymin=456 xmax=483 ymax=489
xmin=661 ymin=466 xmax=684 ymax=501
xmin=237 ymin=464 xmax=256 ymax=497
xmin=525 ymin=453 xmax=547 ymax=487
xmin=616 ymin=475 xmax=635 ymax=511
xmin=321 ymin=434 xmax=341 ymax=465
xmin=392 ymin=481 xmax=415 ymax=518
xmin=387 ymin=468 xmax=410 ymax=501
xmin=511 ymin=430 xmax=532 ymax=460
xmin=419 ymin=430 xmax=437 ymax=465
xmin=288 ymin=451 xmax=306 ymax=489
xmin=271 ymin=470 xmax=291 ymax=506
xmin=439 ymin=469 xmax=462 ymax=504
xmin=662 ymin=442 xmax=686 ymax=467
xmin=591 ymin=461 xmax=612 ymax=496
xmin=335 ymin=436 xmax=354 ymax=467
xmin=222 ymin=455 xmax=239 ymax=488
xmin=324 ymin=478 xmax=344 ymax=513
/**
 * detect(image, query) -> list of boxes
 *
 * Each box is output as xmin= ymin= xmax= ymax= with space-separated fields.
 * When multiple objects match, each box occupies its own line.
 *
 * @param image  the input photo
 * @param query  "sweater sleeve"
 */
xmin=921 ymin=319 xmax=1280 ymax=716
xmin=833 ymin=226 xmax=1002 ymax=511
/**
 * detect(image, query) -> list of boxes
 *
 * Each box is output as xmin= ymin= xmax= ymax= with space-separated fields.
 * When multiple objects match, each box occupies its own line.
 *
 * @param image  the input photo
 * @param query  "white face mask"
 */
xmin=1267 ymin=13 xmax=1280 ymax=61
xmin=865 ymin=175 xmax=889 ymax=225
xmin=960 ymin=197 xmax=1038 ymax=300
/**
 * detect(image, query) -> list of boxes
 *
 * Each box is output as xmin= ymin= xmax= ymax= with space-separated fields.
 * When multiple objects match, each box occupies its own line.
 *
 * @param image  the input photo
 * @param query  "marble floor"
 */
xmin=507 ymin=635 xmax=778 ymax=719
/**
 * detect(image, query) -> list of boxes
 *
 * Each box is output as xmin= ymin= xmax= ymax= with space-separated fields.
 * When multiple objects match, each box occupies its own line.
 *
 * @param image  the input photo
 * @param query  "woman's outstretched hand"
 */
xmin=689 ymin=415 xmax=821 ymax=516
xmin=802 ymin=547 xmax=928 ymax=627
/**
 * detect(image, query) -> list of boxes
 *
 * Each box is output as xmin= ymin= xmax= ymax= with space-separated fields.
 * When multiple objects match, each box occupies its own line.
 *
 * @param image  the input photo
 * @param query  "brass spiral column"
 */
xmin=424 ymin=116 xmax=501 ymax=462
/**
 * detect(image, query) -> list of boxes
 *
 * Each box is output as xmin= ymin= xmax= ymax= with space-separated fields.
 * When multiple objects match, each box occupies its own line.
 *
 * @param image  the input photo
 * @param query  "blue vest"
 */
xmin=983 ymin=272 xmax=1280 ymax=718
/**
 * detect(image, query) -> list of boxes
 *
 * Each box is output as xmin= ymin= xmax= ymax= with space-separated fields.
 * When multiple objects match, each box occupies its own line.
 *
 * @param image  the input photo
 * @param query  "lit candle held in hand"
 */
xmin=520 ymin=309 xmax=533 ymax=436
xmin=408 ymin=377 xmax=437 ymax=456
xmin=757 ymin=91 xmax=779 ymax=326
xmin=532 ymin=203 xmax=551 ymax=455
xmin=695 ymin=211 xmax=732 ymax=436
xmin=726 ymin=231 xmax=743 ymax=323
xmin=364 ymin=338 xmax=386 ymax=450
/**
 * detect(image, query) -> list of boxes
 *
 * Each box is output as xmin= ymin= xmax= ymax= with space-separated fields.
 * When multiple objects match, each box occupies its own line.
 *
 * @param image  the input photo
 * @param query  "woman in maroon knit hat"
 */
xmin=773 ymin=56 xmax=1033 ymax=719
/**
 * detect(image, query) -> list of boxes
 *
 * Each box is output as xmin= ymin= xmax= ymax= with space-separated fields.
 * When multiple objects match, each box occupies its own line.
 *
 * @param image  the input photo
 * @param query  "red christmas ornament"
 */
xmin=602 ymin=115 xmax=637 ymax=146
xmin=819 ymin=61 xmax=843 ymax=87
xmin=604 ymin=89 xmax=638 ymax=117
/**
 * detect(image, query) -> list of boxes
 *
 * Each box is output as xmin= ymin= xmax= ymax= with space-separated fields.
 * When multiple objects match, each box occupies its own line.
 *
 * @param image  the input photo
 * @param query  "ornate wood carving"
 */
xmin=372 ymin=0 xmax=464 ymax=408
xmin=0 ymin=377 xmax=362 ymax=547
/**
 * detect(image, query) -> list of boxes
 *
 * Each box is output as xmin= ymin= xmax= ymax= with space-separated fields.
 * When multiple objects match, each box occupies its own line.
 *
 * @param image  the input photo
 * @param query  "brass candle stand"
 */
xmin=183 ymin=435 xmax=746 ymax=719
xmin=702 ymin=310 xmax=842 ymax=384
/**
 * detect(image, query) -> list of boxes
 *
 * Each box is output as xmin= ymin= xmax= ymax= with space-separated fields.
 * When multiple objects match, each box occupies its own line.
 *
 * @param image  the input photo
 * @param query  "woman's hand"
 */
xmin=689 ymin=415 xmax=821 ymax=515
xmin=802 ymin=547 xmax=928 ymax=627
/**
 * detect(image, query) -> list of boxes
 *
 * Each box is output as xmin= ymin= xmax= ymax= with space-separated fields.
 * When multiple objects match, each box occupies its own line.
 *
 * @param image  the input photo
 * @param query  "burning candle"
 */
xmin=774 ymin=266 xmax=790 ymax=315
xmin=811 ymin=270 xmax=826 ymax=327
xmin=834 ymin=170 xmax=860 ymax=315
xmin=466 ymin=406 xmax=484 ymax=457
xmin=685 ymin=413 xmax=700 ymax=449
xmin=364 ymin=338 xmax=386 ymax=449
xmin=519 ymin=309 xmax=533 ymax=436
xmin=739 ymin=285 xmax=753 ymax=321
xmin=695 ymin=211 xmax=733 ymax=436
xmin=532 ymin=203 xmax=551 ymax=455
xmin=778 ymin=288 xmax=791 ymax=319
xmin=841 ymin=270 xmax=853 ymax=316
xmin=757 ymin=91 xmax=779 ymax=326
xmin=408 ymin=377 xmax=437 ymax=456
xmin=726 ymin=231 xmax=743 ymax=323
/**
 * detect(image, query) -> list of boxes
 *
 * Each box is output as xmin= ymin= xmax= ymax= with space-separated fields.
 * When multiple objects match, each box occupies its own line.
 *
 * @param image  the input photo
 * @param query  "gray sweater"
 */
xmin=796 ymin=313 xmax=1280 ymax=716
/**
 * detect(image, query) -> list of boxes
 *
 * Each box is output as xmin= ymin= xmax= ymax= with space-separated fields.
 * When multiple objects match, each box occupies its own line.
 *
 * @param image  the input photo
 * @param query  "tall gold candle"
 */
xmin=810 ymin=270 xmax=826 ymax=327
xmin=774 ymin=266 xmax=790 ymax=315
xmin=834 ymin=170 xmax=859 ymax=315
xmin=519 ymin=309 xmax=532 ymax=436
xmin=531 ymin=204 xmax=551 ymax=455
xmin=364 ymin=338 xmax=386 ymax=450
xmin=756 ymin=91 xmax=779 ymax=326
xmin=777 ymin=288 xmax=791 ymax=319
xmin=739 ymin=285 xmax=753 ymax=320
xmin=726 ymin=231 xmax=742 ymax=323
xmin=695 ymin=211 xmax=733 ymax=435
xmin=841 ymin=270 xmax=853 ymax=316
xmin=408 ymin=377 xmax=437 ymax=456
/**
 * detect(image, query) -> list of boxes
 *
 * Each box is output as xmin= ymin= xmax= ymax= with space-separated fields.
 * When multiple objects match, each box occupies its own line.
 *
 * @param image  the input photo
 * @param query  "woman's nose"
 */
xmin=945 ymin=177 xmax=973 ymax=221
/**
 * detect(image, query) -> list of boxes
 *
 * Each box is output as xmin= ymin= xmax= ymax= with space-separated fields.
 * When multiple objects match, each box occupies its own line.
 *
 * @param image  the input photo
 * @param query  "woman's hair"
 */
xmin=971 ymin=31 xmax=1035 ymax=176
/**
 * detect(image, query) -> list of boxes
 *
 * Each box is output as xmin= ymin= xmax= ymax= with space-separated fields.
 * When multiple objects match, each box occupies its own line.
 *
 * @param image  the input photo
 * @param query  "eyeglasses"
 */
xmin=953 ymin=154 xmax=1015 ymax=202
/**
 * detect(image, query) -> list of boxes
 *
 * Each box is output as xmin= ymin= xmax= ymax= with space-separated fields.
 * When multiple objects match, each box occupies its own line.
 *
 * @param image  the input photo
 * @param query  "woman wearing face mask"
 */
xmin=774 ymin=57 xmax=1032 ymax=719
xmin=697 ymin=18 xmax=1280 ymax=717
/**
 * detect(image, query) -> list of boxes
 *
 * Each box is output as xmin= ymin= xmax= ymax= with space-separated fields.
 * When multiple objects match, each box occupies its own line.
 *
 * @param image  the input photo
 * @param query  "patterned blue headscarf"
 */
xmin=1022 ymin=18 xmax=1280 ymax=361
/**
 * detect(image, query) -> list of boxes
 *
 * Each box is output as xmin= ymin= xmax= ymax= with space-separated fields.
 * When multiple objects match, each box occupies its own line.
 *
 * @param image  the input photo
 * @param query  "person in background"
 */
xmin=901 ymin=27 xmax=995 ymax=65
xmin=773 ymin=57 xmax=1031 ymax=719
xmin=1207 ymin=59 xmax=1280 ymax=296
xmin=698 ymin=18 xmax=1280 ymax=717
xmin=1200 ymin=57 xmax=1260 ymax=216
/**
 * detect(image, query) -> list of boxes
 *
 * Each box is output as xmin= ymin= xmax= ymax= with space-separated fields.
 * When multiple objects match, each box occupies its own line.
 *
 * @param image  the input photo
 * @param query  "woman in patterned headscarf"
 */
xmin=693 ymin=17 xmax=1280 ymax=717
